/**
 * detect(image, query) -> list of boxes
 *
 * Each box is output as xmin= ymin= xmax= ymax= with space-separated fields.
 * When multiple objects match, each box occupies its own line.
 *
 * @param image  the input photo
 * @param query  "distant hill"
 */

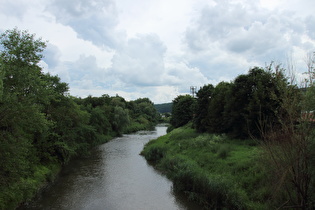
xmin=154 ymin=103 xmax=172 ymax=113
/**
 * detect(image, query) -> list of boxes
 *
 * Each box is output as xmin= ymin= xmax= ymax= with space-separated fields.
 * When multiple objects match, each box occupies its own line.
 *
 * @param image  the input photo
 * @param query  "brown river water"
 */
xmin=19 ymin=125 xmax=201 ymax=210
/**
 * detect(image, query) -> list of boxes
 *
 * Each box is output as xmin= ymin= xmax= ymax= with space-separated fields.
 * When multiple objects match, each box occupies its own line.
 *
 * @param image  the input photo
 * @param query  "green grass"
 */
xmin=141 ymin=123 xmax=270 ymax=209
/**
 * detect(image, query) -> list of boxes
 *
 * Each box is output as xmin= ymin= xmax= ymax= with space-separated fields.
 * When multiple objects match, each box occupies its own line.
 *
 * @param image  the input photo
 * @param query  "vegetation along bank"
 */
xmin=143 ymin=59 xmax=315 ymax=209
xmin=0 ymin=29 xmax=160 ymax=209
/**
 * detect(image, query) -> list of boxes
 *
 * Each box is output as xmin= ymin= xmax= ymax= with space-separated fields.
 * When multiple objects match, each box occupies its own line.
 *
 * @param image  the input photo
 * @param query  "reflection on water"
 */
xmin=20 ymin=125 xmax=201 ymax=210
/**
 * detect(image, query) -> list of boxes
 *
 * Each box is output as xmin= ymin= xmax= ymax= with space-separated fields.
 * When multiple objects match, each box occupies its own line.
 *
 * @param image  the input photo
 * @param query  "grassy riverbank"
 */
xmin=141 ymin=124 xmax=270 ymax=209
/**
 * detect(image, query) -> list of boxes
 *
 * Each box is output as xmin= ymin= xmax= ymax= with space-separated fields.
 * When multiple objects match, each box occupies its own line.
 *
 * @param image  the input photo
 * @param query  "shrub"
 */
xmin=159 ymin=155 xmax=248 ymax=209
xmin=142 ymin=145 xmax=167 ymax=162
xmin=217 ymin=144 xmax=232 ymax=159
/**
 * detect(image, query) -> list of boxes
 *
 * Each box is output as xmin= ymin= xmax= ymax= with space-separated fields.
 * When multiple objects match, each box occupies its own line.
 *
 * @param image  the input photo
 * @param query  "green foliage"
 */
xmin=0 ymin=28 xmax=160 ymax=209
xmin=194 ymin=84 xmax=214 ymax=132
xmin=193 ymin=67 xmax=295 ymax=139
xmin=0 ymin=28 xmax=46 ymax=64
xmin=206 ymin=81 xmax=232 ymax=134
xmin=302 ymin=85 xmax=315 ymax=111
xmin=141 ymin=145 xmax=167 ymax=162
xmin=170 ymin=95 xmax=196 ymax=128
xmin=112 ymin=106 xmax=130 ymax=135
xmin=154 ymin=102 xmax=172 ymax=113
xmin=217 ymin=144 xmax=231 ymax=159
xmin=0 ymin=163 xmax=60 ymax=210
xmin=142 ymin=126 xmax=267 ymax=209
xmin=0 ymin=60 xmax=3 ymax=101
xmin=259 ymin=71 xmax=313 ymax=209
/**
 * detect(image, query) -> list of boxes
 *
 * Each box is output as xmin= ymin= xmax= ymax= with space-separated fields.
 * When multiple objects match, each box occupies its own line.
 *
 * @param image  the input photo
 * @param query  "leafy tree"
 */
xmin=126 ymin=98 xmax=159 ymax=130
xmin=0 ymin=28 xmax=46 ymax=64
xmin=90 ymin=106 xmax=111 ymax=136
xmin=0 ymin=28 xmax=49 ymax=189
xmin=112 ymin=106 xmax=130 ymax=135
xmin=170 ymin=95 xmax=196 ymax=128
xmin=1 ymin=28 xmax=47 ymax=103
xmin=224 ymin=67 xmax=285 ymax=138
xmin=207 ymin=82 xmax=232 ymax=134
xmin=110 ymin=95 xmax=127 ymax=108
xmin=0 ymin=58 xmax=4 ymax=101
xmin=194 ymin=84 xmax=214 ymax=132
xmin=134 ymin=98 xmax=158 ymax=122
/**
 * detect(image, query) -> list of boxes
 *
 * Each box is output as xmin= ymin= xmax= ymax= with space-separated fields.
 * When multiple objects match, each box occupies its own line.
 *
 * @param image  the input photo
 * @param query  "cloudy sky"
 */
xmin=1 ymin=0 xmax=314 ymax=103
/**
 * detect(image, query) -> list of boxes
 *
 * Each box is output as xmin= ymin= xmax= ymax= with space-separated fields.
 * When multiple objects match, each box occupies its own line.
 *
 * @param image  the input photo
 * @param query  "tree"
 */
xmin=112 ymin=106 xmax=130 ymax=135
xmin=207 ymin=81 xmax=232 ymax=134
xmin=0 ymin=58 xmax=4 ymax=101
xmin=170 ymin=95 xmax=196 ymax=128
xmin=0 ymin=28 xmax=46 ymax=64
xmin=90 ymin=106 xmax=111 ymax=135
xmin=224 ymin=67 xmax=284 ymax=138
xmin=194 ymin=84 xmax=214 ymax=132
xmin=1 ymin=28 xmax=47 ymax=103
xmin=0 ymin=28 xmax=49 ymax=189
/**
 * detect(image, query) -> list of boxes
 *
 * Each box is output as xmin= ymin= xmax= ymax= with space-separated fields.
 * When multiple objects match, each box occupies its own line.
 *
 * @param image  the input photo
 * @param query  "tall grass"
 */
xmin=141 ymin=124 xmax=269 ymax=209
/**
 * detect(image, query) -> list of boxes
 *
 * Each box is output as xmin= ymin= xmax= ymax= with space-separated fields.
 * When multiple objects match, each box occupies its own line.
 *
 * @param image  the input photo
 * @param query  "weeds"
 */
xmin=216 ymin=144 xmax=231 ymax=159
xmin=141 ymin=125 xmax=268 ymax=209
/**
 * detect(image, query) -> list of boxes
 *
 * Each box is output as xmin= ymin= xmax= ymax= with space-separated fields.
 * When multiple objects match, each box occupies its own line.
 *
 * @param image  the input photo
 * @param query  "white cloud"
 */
xmin=183 ymin=0 xmax=315 ymax=84
xmin=111 ymin=34 xmax=167 ymax=86
xmin=47 ymin=0 xmax=124 ymax=49
xmin=1 ymin=0 xmax=315 ymax=103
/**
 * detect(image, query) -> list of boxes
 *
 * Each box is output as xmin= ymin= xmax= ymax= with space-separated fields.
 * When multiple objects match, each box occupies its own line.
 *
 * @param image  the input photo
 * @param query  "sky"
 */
xmin=1 ymin=0 xmax=315 ymax=104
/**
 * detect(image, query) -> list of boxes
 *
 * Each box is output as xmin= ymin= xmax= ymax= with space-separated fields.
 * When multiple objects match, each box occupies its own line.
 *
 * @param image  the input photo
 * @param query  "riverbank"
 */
xmin=1 ymin=163 xmax=61 ymax=210
xmin=141 ymin=123 xmax=270 ymax=209
xmin=16 ymin=125 xmax=202 ymax=210
xmin=1 ymin=125 xmax=155 ymax=210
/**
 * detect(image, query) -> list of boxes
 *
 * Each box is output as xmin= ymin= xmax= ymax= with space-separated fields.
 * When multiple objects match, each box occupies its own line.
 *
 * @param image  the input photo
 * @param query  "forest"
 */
xmin=0 ymin=29 xmax=160 ymax=209
xmin=143 ymin=58 xmax=315 ymax=208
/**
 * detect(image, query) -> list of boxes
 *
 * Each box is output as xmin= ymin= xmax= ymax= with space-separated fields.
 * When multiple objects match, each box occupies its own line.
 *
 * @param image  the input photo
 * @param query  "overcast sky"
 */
xmin=1 ymin=0 xmax=315 ymax=103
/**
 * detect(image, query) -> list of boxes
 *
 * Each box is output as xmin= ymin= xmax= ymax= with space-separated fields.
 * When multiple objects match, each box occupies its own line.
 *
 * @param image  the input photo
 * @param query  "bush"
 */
xmin=141 ymin=145 xmax=167 ymax=162
xmin=217 ymin=144 xmax=232 ymax=159
xmin=158 ymin=155 xmax=248 ymax=209
xmin=141 ymin=125 xmax=268 ymax=209
xmin=166 ymin=125 xmax=174 ymax=133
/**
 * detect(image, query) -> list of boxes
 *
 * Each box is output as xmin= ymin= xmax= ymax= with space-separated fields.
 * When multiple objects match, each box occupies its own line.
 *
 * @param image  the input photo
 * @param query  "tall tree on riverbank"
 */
xmin=206 ymin=81 xmax=232 ymax=134
xmin=170 ymin=95 xmax=196 ymax=128
xmin=0 ymin=28 xmax=49 ymax=189
xmin=225 ymin=67 xmax=285 ymax=138
xmin=194 ymin=84 xmax=214 ymax=132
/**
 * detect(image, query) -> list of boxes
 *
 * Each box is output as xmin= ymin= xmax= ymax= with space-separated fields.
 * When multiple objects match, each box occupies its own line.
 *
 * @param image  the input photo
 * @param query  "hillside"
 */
xmin=154 ymin=103 xmax=172 ymax=113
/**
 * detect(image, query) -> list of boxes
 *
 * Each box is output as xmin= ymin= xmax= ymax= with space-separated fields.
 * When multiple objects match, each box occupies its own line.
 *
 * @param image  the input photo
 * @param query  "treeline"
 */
xmin=170 ymin=66 xmax=301 ymax=138
xmin=169 ymin=63 xmax=315 ymax=208
xmin=0 ymin=29 xmax=159 ymax=209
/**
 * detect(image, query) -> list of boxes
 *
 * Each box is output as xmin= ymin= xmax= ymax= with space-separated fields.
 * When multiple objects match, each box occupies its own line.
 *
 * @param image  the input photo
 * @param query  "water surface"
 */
xmin=21 ymin=125 xmax=201 ymax=210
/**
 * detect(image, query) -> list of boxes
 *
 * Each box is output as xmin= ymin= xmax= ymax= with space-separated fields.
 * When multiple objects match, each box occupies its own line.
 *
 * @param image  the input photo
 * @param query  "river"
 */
xmin=20 ymin=125 xmax=201 ymax=210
